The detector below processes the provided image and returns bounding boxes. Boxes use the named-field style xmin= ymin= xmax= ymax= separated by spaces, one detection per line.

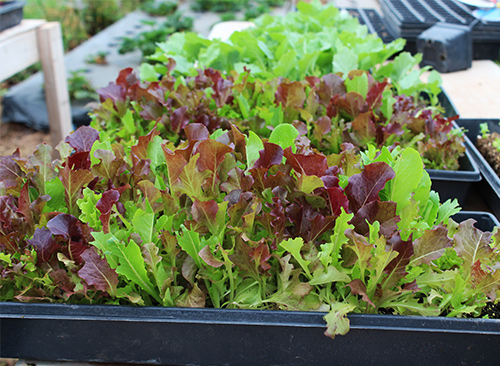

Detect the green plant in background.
xmin=191 ymin=0 xmax=250 ymax=13
xmin=119 ymin=13 xmax=194 ymax=60
xmin=66 ymin=70 xmax=98 ymax=101
xmin=23 ymin=0 xmax=149 ymax=50
xmin=244 ymin=3 xmax=270 ymax=20
xmin=220 ymin=12 xmax=237 ymax=21
xmin=479 ymin=122 xmax=500 ymax=152
xmin=480 ymin=123 xmax=490 ymax=139
xmin=140 ymin=0 xmax=178 ymax=16
xmin=85 ymin=51 xmax=109 ymax=65
xmin=244 ymin=0 xmax=287 ymax=20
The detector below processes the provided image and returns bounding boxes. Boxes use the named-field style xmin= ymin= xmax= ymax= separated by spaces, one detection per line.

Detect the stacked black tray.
xmin=380 ymin=0 xmax=500 ymax=59
xmin=344 ymin=8 xmax=396 ymax=44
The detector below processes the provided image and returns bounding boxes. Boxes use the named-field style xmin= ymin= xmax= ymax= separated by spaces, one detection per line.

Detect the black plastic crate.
xmin=380 ymin=0 xmax=500 ymax=59
xmin=0 ymin=1 xmax=25 ymax=32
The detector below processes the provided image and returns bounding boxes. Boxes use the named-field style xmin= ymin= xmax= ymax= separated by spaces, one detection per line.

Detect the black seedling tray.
xmin=1 ymin=302 xmax=499 ymax=366
xmin=380 ymin=0 xmax=500 ymax=59
xmin=452 ymin=210 xmax=499 ymax=232
xmin=426 ymin=148 xmax=481 ymax=206
xmin=344 ymin=7 xmax=396 ymax=44
xmin=456 ymin=119 xmax=500 ymax=218
xmin=0 ymin=1 xmax=25 ymax=31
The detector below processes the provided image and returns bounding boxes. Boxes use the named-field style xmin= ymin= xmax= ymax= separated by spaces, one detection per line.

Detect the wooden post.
xmin=37 ymin=22 xmax=73 ymax=149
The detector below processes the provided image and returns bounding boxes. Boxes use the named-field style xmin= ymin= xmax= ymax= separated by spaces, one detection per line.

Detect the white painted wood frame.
xmin=0 ymin=20 xmax=72 ymax=148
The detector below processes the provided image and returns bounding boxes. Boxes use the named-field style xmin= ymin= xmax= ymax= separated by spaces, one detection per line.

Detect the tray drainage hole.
xmin=440 ymin=54 xmax=447 ymax=61
xmin=427 ymin=39 xmax=433 ymax=45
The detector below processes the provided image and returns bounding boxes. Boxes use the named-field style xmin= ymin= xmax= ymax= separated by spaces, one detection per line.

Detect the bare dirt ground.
xmin=0 ymin=122 xmax=50 ymax=158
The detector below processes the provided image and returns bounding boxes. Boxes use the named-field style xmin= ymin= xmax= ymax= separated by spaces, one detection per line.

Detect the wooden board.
xmin=438 ymin=60 xmax=500 ymax=119
xmin=0 ymin=20 xmax=46 ymax=81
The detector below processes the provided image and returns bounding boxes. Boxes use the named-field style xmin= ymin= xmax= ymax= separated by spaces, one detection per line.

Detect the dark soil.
xmin=479 ymin=301 xmax=500 ymax=319
xmin=476 ymin=133 xmax=500 ymax=176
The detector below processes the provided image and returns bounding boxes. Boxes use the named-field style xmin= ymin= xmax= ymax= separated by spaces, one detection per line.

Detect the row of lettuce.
xmin=0 ymin=1 xmax=498 ymax=337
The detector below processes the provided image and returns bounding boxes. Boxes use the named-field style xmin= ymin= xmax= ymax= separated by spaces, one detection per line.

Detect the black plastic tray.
xmin=1 ymin=302 xmax=499 ymax=366
xmin=453 ymin=210 xmax=499 ymax=231
xmin=380 ymin=0 xmax=500 ymax=60
xmin=0 ymin=1 xmax=25 ymax=31
xmin=344 ymin=7 xmax=396 ymax=44
xmin=456 ymin=119 xmax=500 ymax=218
xmin=426 ymin=149 xmax=481 ymax=205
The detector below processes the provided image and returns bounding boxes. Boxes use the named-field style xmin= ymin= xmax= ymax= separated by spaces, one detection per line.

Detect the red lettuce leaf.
xmin=346 ymin=279 xmax=375 ymax=307
xmin=27 ymin=227 xmax=60 ymax=263
xmin=350 ymin=200 xmax=399 ymax=237
xmin=344 ymin=162 xmax=395 ymax=213
xmin=96 ymin=189 xmax=121 ymax=234
xmin=254 ymin=142 xmax=283 ymax=169
xmin=284 ymin=147 xmax=328 ymax=176
xmin=65 ymin=126 xmax=100 ymax=153
xmin=326 ymin=187 xmax=349 ymax=217
xmin=78 ymin=248 xmax=118 ymax=294
xmin=0 ymin=149 xmax=23 ymax=192
xmin=196 ymin=138 xmax=233 ymax=173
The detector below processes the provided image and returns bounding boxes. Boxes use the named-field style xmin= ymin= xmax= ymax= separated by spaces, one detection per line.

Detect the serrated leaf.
xmin=411 ymin=226 xmax=452 ymax=266
xmin=319 ymin=209 xmax=354 ymax=267
xmin=279 ymin=237 xmax=311 ymax=278
xmin=106 ymin=235 xmax=160 ymax=302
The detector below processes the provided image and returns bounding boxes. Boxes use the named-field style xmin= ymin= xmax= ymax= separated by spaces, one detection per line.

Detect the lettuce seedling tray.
xmin=456 ymin=119 xmax=500 ymax=218
xmin=1 ymin=302 xmax=499 ymax=366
